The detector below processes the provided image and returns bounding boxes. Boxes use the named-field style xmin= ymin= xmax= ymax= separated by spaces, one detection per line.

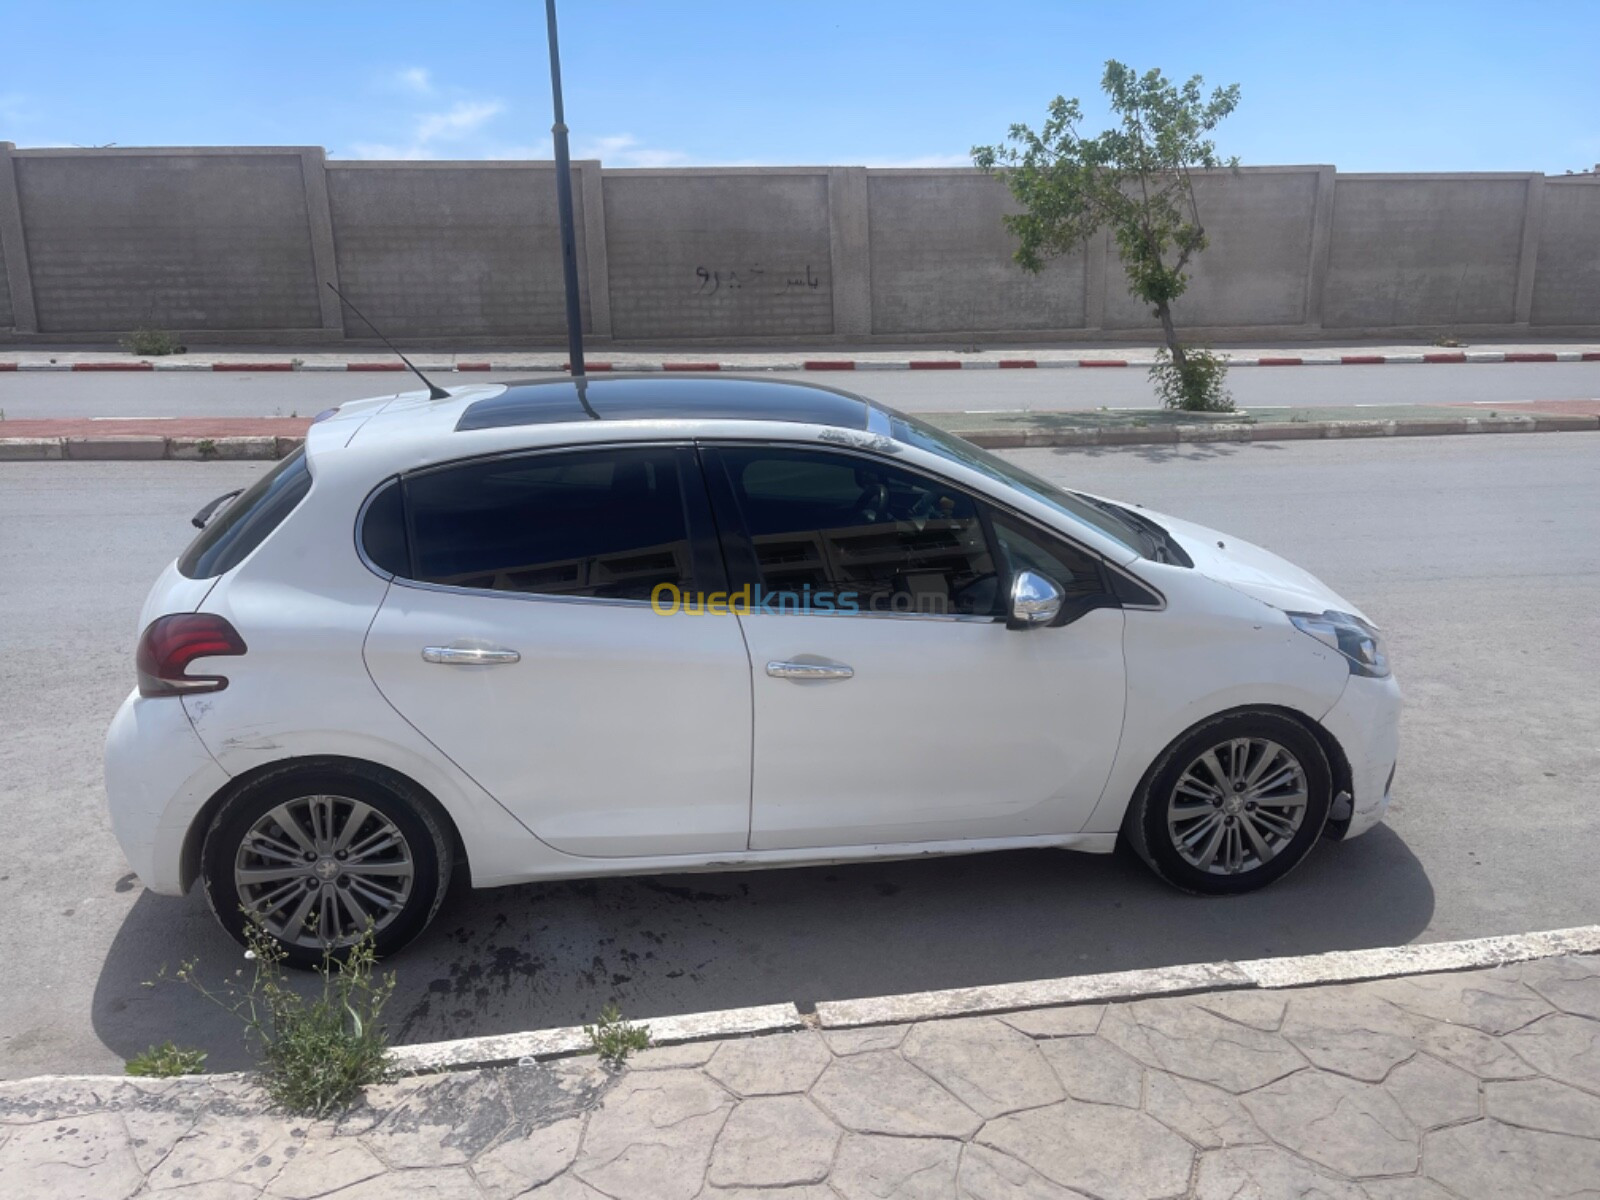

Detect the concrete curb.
xmin=4 ymin=351 xmax=1599 ymax=374
xmin=4 ymin=414 xmax=1595 ymax=462
xmin=383 ymin=925 xmax=1600 ymax=1075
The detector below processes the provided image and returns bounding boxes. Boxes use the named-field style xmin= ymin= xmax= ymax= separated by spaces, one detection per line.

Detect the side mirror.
xmin=1007 ymin=570 xmax=1064 ymax=630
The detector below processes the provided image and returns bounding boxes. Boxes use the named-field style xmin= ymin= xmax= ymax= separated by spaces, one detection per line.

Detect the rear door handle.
xmin=422 ymin=646 xmax=521 ymax=665
xmin=767 ymin=660 xmax=853 ymax=680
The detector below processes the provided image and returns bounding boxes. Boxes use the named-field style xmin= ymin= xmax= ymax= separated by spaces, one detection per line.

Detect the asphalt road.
xmin=2 ymin=434 xmax=1598 ymax=1078
xmin=2 ymin=361 xmax=1598 ymax=420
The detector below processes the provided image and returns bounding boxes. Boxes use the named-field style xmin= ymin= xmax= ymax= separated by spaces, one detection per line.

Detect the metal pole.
xmin=545 ymin=0 xmax=585 ymax=379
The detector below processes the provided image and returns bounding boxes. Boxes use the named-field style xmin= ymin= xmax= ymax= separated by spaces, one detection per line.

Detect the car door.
xmin=361 ymin=443 xmax=754 ymax=858
xmin=701 ymin=442 xmax=1127 ymax=851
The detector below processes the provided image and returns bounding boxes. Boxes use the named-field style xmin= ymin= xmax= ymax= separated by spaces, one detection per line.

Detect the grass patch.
xmin=585 ymin=1003 xmax=651 ymax=1067
xmin=120 ymin=328 xmax=183 ymax=357
xmin=126 ymin=1042 xmax=207 ymax=1077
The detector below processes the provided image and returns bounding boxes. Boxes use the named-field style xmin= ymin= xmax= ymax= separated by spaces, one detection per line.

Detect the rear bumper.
xmin=1319 ymin=671 xmax=1401 ymax=839
xmin=104 ymin=690 xmax=231 ymax=895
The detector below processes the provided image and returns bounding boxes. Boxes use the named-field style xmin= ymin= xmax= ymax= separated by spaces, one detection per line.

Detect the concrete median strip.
xmin=3 ymin=410 xmax=1596 ymax=462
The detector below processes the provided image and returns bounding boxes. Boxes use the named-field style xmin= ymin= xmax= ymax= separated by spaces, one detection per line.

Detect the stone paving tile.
xmin=1411 ymin=1018 xmax=1541 ymax=1081
xmin=830 ymin=1132 xmax=961 ymax=1199
xmin=822 ymin=1025 xmax=910 ymax=1055
xmin=626 ymin=1042 xmax=718 ymax=1071
xmin=1484 ymin=1077 xmax=1600 ymax=1138
xmin=901 ymin=1016 xmax=1066 ymax=1118
xmin=0 ymin=1112 xmax=145 ymax=1200
xmin=1356 ymin=1179 xmax=1459 ymax=1200
xmin=704 ymin=1030 xmax=831 ymax=1096
xmin=571 ymin=1068 xmax=733 ymax=1200
xmin=997 ymin=1005 xmax=1105 ymax=1039
xmin=1367 ymin=967 xmax=1554 ymax=1034
xmin=264 ymin=1138 xmax=386 ymax=1199
xmin=1519 ymin=954 xmax=1600 ymax=1020
xmin=1191 ymin=1145 xmax=1367 ymax=1200
xmin=1277 ymin=989 xmax=1429 ymax=1082
xmin=1423 ymin=1119 xmax=1600 ymax=1198
xmin=1243 ymin=1070 xmax=1418 ymax=1178
xmin=956 ymin=1143 xmax=1082 ymax=1198
xmin=146 ymin=1110 xmax=295 ymax=1192
xmin=1143 ymin=1071 xmax=1265 ymax=1149
xmin=706 ymin=1095 xmax=838 ymax=1188
xmin=315 ymin=1164 xmax=482 ymax=1198
xmin=1100 ymin=997 xmax=1306 ymax=1093
xmin=978 ymin=1098 xmax=1194 ymax=1200
xmin=357 ymin=1071 xmax=511 ymax=1168
xmin=811 ymin=1050 xmax=984 ymax=1138
xmin=1505 ymin=1013 xmax=1600 ymax=1091
xmin=1194 ymin=990 xmax=1289 ymax=1032
xmin=1037 ymin=1034 xmax=1143 ymax=1109
xmin=469 ymin=1114 xmax=583 ymax=1200
xmin=1382 ymin=1054 xmax=1481 ymax=1130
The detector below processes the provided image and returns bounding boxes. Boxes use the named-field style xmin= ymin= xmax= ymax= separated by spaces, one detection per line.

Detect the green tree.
xmin=974 ymin=61 xmax=1241 ymax=411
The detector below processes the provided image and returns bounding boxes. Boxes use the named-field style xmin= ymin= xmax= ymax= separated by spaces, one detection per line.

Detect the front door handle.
xmin=422 ymin=646 xmax=521 ymax=665
xmin=767 ymin=660 xmax=854 ymax=681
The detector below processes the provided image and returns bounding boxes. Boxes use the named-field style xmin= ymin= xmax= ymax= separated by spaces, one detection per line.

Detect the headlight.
xmin=1288 ymin=610 xmax=1390 ymax=677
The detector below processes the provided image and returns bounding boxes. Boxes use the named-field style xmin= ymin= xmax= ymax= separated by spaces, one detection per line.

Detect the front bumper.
xmin=1319 ymin=671 xmax=1402 ymax=839
xmin=104 ymin=690 xmax=231 ymax=895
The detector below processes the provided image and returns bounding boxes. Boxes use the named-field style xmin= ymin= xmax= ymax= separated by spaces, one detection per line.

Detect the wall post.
xmin=575 ymin=160 xmax=612 ymax=339
xmin=1513 ymin=173 xmax=1544 ymax=327
xmin=828 ymin=166 xmax=872 ymax=339
xmin=299 ymin=147 xmax=345 ymax=335
xmin=1302 ymin=166 xmax=1337 ymax=331
xmin=0 ymin=143 xmax=39 ymax=331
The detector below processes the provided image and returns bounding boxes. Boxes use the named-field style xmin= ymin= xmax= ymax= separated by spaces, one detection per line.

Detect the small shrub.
xmin=584 ymin=1003 xmax=651 ymax=1067
xmin=120 ymin=328 xmax=182 ymax=357
xmin=1431 ymin=335 xmax=1463 ymax=348
xmin=1149 ymin=347 xmax=1233 ymax=413
xmin=126 ymin=1042 xmax=207 ymax=1077
xmin=196 ymin=438 xmax=218 ymax=460
xmin=169 ymin=921 xmax=396 ymax=1116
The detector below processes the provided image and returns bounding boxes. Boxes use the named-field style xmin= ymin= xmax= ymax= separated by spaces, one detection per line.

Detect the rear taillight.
xmin=136 ymin=614 xmax=248 ymax=698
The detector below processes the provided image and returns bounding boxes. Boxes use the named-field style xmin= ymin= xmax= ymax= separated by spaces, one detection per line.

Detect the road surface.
xmin=2 ymin=433 xmax=1597 ymax=1077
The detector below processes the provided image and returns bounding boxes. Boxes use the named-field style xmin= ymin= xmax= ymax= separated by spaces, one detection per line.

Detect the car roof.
xmin=454 ymin=375 xmax=872 ymax=432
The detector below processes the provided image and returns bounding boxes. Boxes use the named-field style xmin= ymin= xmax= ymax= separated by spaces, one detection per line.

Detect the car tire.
xmin=1124 ymin=711 xmax=1332 ymax=895
xmin=201 ymin=765 xmax=451 ymax=970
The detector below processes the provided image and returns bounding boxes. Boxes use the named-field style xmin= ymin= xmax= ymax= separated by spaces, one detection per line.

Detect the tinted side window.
xmin=178 ymin=449 xmax=312 ymax=579
xmin=991 ymin=514 xmax=1108 ymax=602
xmin=361 ymin=479 xmax=409 ymax=576
xmin=718 ymin=447 xmax=999 ymax=616
xmin=402 ymin=447 xmax=697 ymax=601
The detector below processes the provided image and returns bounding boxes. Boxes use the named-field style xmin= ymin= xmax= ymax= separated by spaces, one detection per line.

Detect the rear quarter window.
xmin=178 ymin=449 xmax=312 ymax=579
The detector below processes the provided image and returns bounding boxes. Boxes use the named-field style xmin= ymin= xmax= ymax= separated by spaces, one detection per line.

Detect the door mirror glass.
xmin=1008 ymin=570 xmax=1064 ymax=630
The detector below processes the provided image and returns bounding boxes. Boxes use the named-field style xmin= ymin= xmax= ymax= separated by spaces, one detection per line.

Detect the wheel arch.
xmin=1116 ymin=702 xmax=1353 ymax=842
xmin=179 ymin=754 xmax=469 ymax=894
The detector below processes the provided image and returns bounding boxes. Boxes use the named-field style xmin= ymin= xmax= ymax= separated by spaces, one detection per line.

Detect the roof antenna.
xmin=545 ymin=0 xmax=599 ymax=420
xmin=325 ymin=281 xmax=451 ymax=401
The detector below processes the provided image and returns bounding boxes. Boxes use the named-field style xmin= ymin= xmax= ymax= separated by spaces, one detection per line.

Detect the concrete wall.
xmin=326 ymin=162 xmax=598 ymax=338
xmin=603 ymin=170 xmax=834 ymax=339
xmin=0 ymin=146 xmax=1595 ymax=343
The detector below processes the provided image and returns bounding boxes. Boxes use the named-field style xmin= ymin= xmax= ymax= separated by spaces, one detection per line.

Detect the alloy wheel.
xmin=1165 ymin=738 xmax=1309 ymax=876
xmin=233 ymin=794 xmax=415 ymax=948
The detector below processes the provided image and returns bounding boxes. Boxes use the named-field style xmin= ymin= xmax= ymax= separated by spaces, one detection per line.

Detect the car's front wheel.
xmin=201 ymin=766 xmax=451 ymax=969
xmin=1125 ymin=712 xmax=1332 ymax=894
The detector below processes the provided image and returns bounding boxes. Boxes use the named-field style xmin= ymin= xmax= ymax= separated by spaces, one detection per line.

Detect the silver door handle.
xmin=422 ymin=646 xmax=521 ymax=665
xmin=767 ymin=660 xmax=853 ymax=680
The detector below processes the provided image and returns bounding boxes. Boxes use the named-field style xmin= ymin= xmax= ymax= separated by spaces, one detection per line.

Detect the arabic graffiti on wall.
xmin=693 ymin=264 xmax=824 ymax=297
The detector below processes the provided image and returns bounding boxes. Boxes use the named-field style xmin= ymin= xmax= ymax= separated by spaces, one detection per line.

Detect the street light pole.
xmin=544 ymin=0 xmax=585 ymax=380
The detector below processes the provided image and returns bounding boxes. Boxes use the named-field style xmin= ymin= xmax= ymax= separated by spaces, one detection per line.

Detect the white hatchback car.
xmin=106 ymin=376 xmax=1399 ymax=966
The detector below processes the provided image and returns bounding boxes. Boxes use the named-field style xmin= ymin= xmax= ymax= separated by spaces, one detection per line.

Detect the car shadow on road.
xmin=92 ymin=826 xmax=1432 ymax=1072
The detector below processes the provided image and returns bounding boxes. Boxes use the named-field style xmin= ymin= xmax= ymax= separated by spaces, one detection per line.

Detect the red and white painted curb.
xmin=2 ymin=351 xmax=1598 ymax=374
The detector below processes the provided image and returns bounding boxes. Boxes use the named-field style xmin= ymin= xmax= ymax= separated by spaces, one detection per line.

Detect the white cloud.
xmin=395 ymin=67 xmax=433 ymax=95
xmin=575 ymin=133 xmax=690 ymax=168
xmin=415 ymin=100 xmax=505 ymax=143
xmin=860 ymin=152 xmax=974 ymax=168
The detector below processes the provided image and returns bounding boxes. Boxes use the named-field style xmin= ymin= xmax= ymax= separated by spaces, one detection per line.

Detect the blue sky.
xmin=1 ymin=1 xmax=1596 ymax=173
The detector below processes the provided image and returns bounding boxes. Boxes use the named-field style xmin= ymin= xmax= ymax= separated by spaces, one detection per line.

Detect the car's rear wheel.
xmin=201 ymin=767 xmax=451 ymax=969
xmin=1125 ymin=711 xmax=1332 ymax=895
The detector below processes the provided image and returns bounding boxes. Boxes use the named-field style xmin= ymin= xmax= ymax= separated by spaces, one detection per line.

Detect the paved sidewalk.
xmin=3 ymin=954 xmax=1598 ymax=1199
xmin=3 ymin=339 xmax=1599 ymax=373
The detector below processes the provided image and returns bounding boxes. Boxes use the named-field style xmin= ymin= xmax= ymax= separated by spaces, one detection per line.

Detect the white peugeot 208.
xmin=106 ymin=376 xmax=1400 ymax=966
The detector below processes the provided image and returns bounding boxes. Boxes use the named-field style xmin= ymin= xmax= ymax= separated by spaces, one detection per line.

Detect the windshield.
xmin=886 ymin=411 xmax=1146 ymax=557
